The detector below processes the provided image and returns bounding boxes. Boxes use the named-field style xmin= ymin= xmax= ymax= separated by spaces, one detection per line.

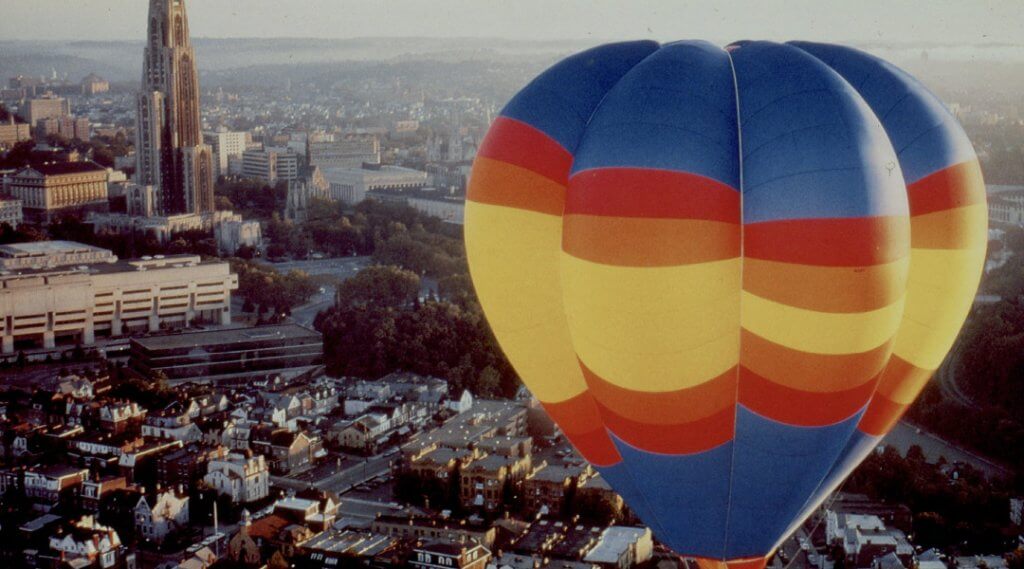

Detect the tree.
xmin=336 ymin=265 xmax=420 ymax=309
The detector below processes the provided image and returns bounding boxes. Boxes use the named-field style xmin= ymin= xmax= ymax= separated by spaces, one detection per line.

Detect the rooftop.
xmin=0 ymin=240 xmax=110 ymax=259
xmin=18 ymin=161 xmax=106 ymax=176
xmin=132 ymin=324 xmax=321 ymax=351
xmin=583 ymin=527 xmax=649 ymax=564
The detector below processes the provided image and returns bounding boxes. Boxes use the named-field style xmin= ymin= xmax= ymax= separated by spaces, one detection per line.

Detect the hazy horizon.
xmin=2 ymin=0 xmax=1023 ymax=45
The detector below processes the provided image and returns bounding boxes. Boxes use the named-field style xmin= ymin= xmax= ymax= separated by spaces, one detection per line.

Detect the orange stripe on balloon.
xmin=580 ymin=360 xmax=736 ymax=425
xmin=740 ymin=330 xmax=893 ymax=394
xmin=906 ymin=160 xmax=985 ymax=217
xmin=595 ymin=399 xmax=736 ymax=455
xmin=739 ymin=365 xmax=880 ymax=426
xmin=562 ymin=215 xmax=740 ymax=267
xmin=909 ymin=206 xmax=987 ymax=250
xmin=744 ymin=216 xmax=909 ymax=267
xmin=566 ymin=167 xmax=740 ymax=222
xmin=743 ymin=258 xmax=906 ymax=314
xmin=476 ymin=116 xmax=573 ymax=185
xmin=872 ymin=354 xmax=935 ymax=407
xmin=542 ymin=393 xmax=622 ymax=466
xmin=695 ymin=555 xmax=770 ymax=569
xmin=858 ymin=392 xmax=909 ymax=437
xmin=467 ymin=156 xmax=566 ymax=216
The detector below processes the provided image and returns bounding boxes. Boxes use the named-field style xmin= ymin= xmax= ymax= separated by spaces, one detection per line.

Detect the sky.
xmin=1 ymin=0 xmax=1022 ymax=45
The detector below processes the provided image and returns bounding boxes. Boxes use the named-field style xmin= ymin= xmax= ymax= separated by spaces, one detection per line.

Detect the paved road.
xmin=934 ymin=338 xmax=979 ymax=409
xmin=292 ymin=291 xmax=335 ymax=327
xmin=884 ymin=421 xmax=1011 ymax=480
xmin=264 ymin=256 xmax=369 ymax=327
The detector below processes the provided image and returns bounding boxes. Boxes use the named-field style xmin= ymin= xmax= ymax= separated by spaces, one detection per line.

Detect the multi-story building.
xmin=242 ymin=146 xmax=299 ymax=185
xmin=372 ymin=514 xmax=496 ymax=548
xmin=129 ymin=324 xmax=323 ymax=383
xmin=460 ymin=453 xmax=531 ymax=512
xmin=23 ymin=464 xmax=89 ymax=511
xmin=989 ymin=192 xmax=1024 ymax=226
xmin=323 ymin=163 xmax=428 ymax=204
xmin=250 ymin=429 xmax=319 ymax=476
xmin=0 ymin=116 xmax=31 ymax=148
xmin=0 ymin=245 xmax=237 ymax=355
xmin=135 ymin=0 xmax=215 ymax=215
xmin=0 ymin=240 xmax=115 ymax=270
xmin=156 ymin=444 xmax=228 ymax=490
xmin=582 ymin=527 xmax=654 ymax=569
xmin=0 ymin=194 xmax=23 ymax=227
xmin=6 ymin=161 xmax=109 ymax=223
xmin=36 ymin=115 xmax=90 ymax=140
xmin=99 ymin=401 xmax=147 ymax=434
xmin=575 ymin=472 xmax=624 ymax=519
xmin=24 ymin=92 xmax=70 ymax=127
xmin=522 ymin=463 xmax=590 ymax=517
xmin=203 ymin=451 xmax=270 ymax=504
xmin=204 ymin=129 xmax=248 ymax=178
xmin=410 ymin=542 xmax=491 ymax=569
xmin=306 ymin=137 xmax=381 ymax=169
xmin=81 ymin=73 xmax=110 ymax=95
xmin=134 ymin=488 xmax=190 ymax=544
xmin=43 ymin=515 xmax=130 ymax=569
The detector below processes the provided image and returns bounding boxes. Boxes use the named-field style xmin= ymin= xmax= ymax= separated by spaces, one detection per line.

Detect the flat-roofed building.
xmin=129 ymin=323 xmax=323 ymax=383
xmin=323 ymin=164 xmax=428 ymax=205
xmin=0 ymin=194 xmax=23 ymax=227
xmin=242 ymin=146 xmax=299 ymax=185
xmin=0 ymin=116 xmax=31 ymax=148
xmin=24 ymin=93 xmax=70 ymax=127
xmin=1 ymin=248 xmax=237 ymax=355
xmin=307 ymin=137 xmax=380 ymax=169
xmin=204 ymin=130 xmax=248 ymax=178
xmin=6 ymin=161 xmax=109 ymax=223
xmin=0 ymin=240 xmax=116 ymax=270
xmin=81 ymin=73 xmax=110 ymax=95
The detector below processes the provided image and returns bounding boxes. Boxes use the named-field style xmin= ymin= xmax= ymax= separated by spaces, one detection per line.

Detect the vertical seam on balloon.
xmin=568 ymin=43 xmax=677 ymax=549
xmin=722 ymin=45 xmax=744 ymax=561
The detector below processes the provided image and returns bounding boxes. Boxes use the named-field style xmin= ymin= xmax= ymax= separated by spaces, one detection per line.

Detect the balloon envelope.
xmin=466 ymin=40 xmax=985 ymax=568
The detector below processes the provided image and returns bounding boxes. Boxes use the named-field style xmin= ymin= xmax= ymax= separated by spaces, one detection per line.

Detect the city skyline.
xmin=1 ymin=0 xmax=1022 ymax=45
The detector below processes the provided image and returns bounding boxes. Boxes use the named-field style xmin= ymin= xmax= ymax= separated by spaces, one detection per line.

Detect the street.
xmin=885 ymin=421 xmax=1011 ymax=480
xmin=263 ymin=256 xmax=370 ymax=327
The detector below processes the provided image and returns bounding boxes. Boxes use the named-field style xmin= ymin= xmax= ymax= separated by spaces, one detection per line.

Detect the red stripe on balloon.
xmin=566 ymin=167 xmax=741 ymax=222
xmin=906 ymin=160 xmax=985 ymax=217
xmin=744 ymin=216 xmax=909 ymax=267
xmin=738 ymin=365 xmax=880 ymax=426
xmin=857 ymin=392 xmax=909 ymax=437
xmin=594 ymin=400 xmax=736 ymax=455
xmin=542 ymin=392 xmax=622 ymax=466
xmin=476 ymin=116 xmax=573 ymax=186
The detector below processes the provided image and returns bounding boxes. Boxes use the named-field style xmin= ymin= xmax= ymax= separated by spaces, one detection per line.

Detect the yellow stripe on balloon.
xmin=740 ymin=291 xmax=905 ymax=355
xmin=465 ymin=200 xmax=587 ymax=403
xmin=561 ymin=253 xmax=740 ymax=392
xmin=889 ymin=245 xmax=986 ymax=376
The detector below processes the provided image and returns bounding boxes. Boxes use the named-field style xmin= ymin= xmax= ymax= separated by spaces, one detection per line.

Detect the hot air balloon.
xmin=465 ymin=40 xmax=985 ymax=569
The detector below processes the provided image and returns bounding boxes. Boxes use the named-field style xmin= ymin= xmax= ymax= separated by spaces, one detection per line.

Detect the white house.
xmin=135 ymin=489 xmax=190 ymax=544
xmin=449 ymin=390 xmax=474 ymax=414
xmin=48 ymin=515 xmax=124 ymax=568
xmin=203 ymin=452 xmax=269 ymax=504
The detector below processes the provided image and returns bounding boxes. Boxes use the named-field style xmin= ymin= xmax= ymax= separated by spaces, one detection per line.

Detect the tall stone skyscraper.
xmin=135 ymin=0 xmax=214 ymax=215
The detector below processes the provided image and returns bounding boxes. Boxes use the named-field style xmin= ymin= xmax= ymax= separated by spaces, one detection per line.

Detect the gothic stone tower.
xmin=136 ymin=0 xmax=214 ymax=215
